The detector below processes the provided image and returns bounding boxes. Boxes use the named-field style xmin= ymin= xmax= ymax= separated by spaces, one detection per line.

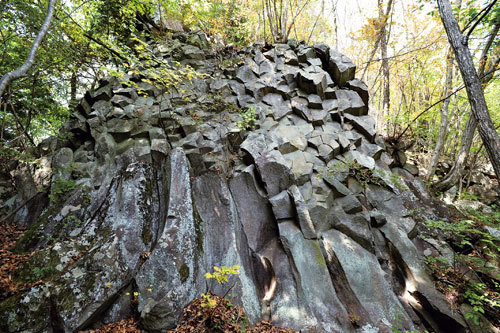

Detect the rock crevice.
xmin=0 ymin=32 xmax=473 ymax=332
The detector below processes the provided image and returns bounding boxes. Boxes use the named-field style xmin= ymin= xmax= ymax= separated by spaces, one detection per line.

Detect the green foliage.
xmin=426 ymin=218 xmax=500 ymax=257
xmin=389 ymin=173 xmax=409 ymax=191
xmin=424 ymin=216 xmax=500 ymax=322
xmin=236 ymin=106 xmax=256 ymax=131
xmin=327 ymin=160 xmax=382 ymax=187
xmin=464 ymin=204 xmax=500 ymax=228
xmin=190 ymin=0 xmax=251 ymax=46
xmin=105 ymin=35 xmax=206 ymax=96
xmin=390 ymin=307 xmax=426 ymax=332
xmin=0 ymin=143 xmax=36 ymax=164
xmin=201 ymin=265 xmax=240 ymax=308
xmin=219 ymin=56 xmax=244 ymax=71
xmin=49 ymin=178 xmax=77 ymax=203
xmin=204 ymin=265 xmax=240 ymax=285
xmin=24 ymin=266 xmax=54 ymax=283
xmin=326 ymin=159 xmax=408 ymax=191
xmin=0 ymin=0 xmax=95 ymax=141
xmin=457 ymin=191 xmax=479 ymax=201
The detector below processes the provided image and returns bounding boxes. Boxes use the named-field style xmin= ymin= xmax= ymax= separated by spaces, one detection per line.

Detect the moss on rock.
xmin=179 ymin=263 xmax=189 ymax=283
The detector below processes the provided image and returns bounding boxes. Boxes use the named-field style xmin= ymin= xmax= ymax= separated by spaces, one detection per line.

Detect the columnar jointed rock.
xmin=1 ymin=31 xmax=471 ymax=333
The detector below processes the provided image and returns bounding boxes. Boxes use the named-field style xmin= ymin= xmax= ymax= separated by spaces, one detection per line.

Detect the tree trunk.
xmin=330 ymin=0 xmax=338 ymax=50
xmin=426 ymin=47 xmax=454 ymax=182
xmin=437 ymin=0 xmax=500 ymax=190
xmin=70 ymin=71 xmax=78 ymax=109
xmin=434 ymin=24 xmax=500 ymax=192
xmin=434 ymin=113 xmax=476 ymax=192
xmin=360 ymin=0 xmax=393 ymax=81
xmin=307 ymin=0 xmax=324 ymax=43
xmin=379 ymin=0 xmax=391 ymax=132
xmin=0 ymin=0 xmax=57 ymax=98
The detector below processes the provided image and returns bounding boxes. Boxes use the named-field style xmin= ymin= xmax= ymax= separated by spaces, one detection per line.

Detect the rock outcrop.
xmin=0 ymin=31 xmax=476 ymax=332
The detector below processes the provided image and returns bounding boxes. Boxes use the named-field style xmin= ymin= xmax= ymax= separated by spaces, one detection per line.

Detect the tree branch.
xmin=464 ymin=0 xmax=498 ymax=45
xmin=0 ymin=0 xmax=57 ymax=98
xmin=395 ymin=65 xmax=500 ymax=141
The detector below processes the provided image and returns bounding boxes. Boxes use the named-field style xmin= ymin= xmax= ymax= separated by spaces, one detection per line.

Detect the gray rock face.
xmin=328 ymin=49 xmax=356 ymax=87
xmin=136 ymin=149 xmax=198 ymax=331
xmin=1 ymin=32 xmax=472 ymax=333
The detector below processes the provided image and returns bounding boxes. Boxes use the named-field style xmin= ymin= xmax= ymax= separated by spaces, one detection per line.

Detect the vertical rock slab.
xmin=229 ymin=165 xmax=277 ymax=253
xmin=230 ymin=167 xmax=309 ymax=331
xmin=278 ymin=220 xmax=352 ymax=332
xmin=289 ymin=185 xmax=317 ymax=239
xmin=327 ymin=50 xmax=356 ymax=88
xmin=255 ymin=150 xmax=295 ymax=197
xmin=137 ymin=149 xmax=198 ymax=331
xmin=380 ymin=221 xmax=467 ymax=332
xmin=52 ymin=161 xmax=159 ymax=332
xmin=192 ymin=172 xmax=262 ymax=324
xmin=322 ymin=229 xmax=414 ymax=331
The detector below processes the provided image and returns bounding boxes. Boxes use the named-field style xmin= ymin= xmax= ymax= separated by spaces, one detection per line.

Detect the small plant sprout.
xmin=201 ymin=265 xmax=240 ymax=308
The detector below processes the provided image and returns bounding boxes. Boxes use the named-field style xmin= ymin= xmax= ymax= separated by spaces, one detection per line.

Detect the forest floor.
xmin=0 ymin=223 xmax=34 ymax=301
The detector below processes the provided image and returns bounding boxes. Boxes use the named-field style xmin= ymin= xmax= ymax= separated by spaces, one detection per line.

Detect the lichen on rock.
xmin=0 ymin=30 xmax=476 ymax=333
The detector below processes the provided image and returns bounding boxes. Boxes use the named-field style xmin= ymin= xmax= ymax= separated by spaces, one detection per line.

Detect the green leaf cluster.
xmin=236 ymin=107 xmax=256 ymax=131
xmin=424 ymin=216 xmax=500 ymax=323
xmin=204 ymin=265 xmax=240 ymax=285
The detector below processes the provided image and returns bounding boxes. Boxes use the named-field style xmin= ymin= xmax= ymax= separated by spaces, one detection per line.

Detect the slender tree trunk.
xmin=379 ymin=0 xmax=391 ymax=132
xmin=307 ymin=0 xmax=324 ymax=43
xmin=426 ymin=48 xmax=454 ymax=182
xmin=70 ymin=71 xmax=78 ymax=109
xmin=361 ymin=0 xmax=393 ymax=81
xmin=0 ymin=101 xmax=6 ymax=140
xmin=437 ymin=0 xmax=500 ymax=189
xmin=284 ymin=0 xmax=311 ymax=42
xmin=0 ymin=0 xmax=57 ymax=98
xmin=434 ymin=110 xmax=476 ymax=191
xmin=281 ymin=0 xmax=289 ymax=41
xmin=330 ymin=0 xmax=339 ymax=50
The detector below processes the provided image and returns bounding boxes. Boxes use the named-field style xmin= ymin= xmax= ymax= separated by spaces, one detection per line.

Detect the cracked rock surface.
xmin=1 ymin=32 xmax=473 ymax=332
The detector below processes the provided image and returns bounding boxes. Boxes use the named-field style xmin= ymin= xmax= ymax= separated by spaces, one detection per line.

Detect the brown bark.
xmin=70 ymin=71 xmax=78 ymax=108
xmin=436 ymin=0 xmax=500 ymax=191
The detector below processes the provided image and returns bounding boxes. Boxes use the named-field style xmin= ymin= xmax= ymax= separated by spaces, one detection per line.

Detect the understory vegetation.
xmin=424 ymin=205 xmax=500 ymax=326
